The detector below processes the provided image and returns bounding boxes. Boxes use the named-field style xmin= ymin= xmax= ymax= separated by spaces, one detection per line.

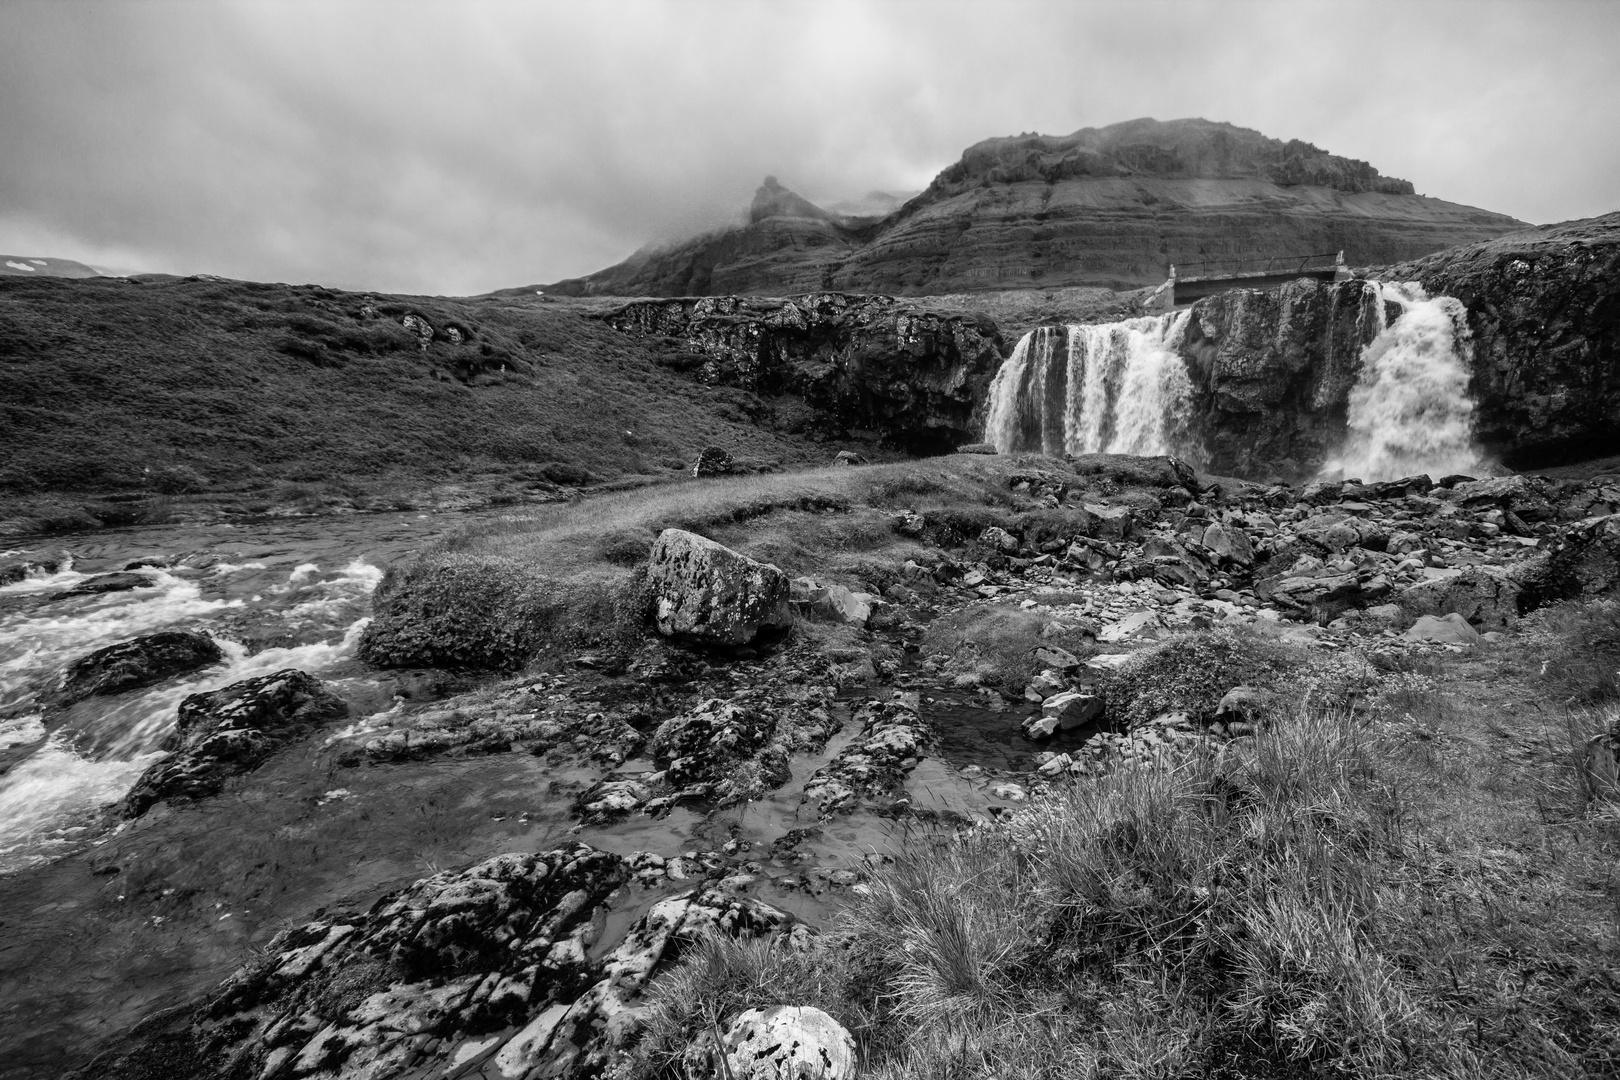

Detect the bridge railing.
xmin=1172 ymin=251 xmax=1342 ymax=280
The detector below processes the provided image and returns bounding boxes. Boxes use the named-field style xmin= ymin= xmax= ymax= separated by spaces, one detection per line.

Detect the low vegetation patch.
xmin=1101 ymin=626 xmax=1307 ymax=728
xmin=636 ymin=666 xmax=1620 ymax=1078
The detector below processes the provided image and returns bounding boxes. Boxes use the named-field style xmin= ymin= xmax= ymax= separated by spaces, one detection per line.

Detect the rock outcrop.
xmin=721 ymin=1006 xmax=858 ymax=1080
xmin=50 ymin=630 xmax=223 ymax=706
xmin=74 ymin=845 xmax=801 ymax=1080
xmin=549 ymin=118 xmax=1524 ymax=297
xmin=119 ymin=669 xmax=347 ymax=817
xmin=605 ymin=293 xmax=1004 ymax=452
xmin=649 ymin=529 xmax=793 ymax=646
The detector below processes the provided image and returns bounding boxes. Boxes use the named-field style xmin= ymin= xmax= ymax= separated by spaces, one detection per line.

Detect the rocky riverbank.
xmin=38 ymin=449 xmax=1620 ymax=1077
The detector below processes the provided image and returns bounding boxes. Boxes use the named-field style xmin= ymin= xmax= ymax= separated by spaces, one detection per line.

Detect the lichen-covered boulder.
xmin=119 ymin=669 xmax=347 ymax=817
xmin=50 ymin=631 xmax=224 ymax=707
xmin=649 ymin=529 xmax=792 ymax=646
xmin=721 ymin=1005 xmax=857 ymax=1080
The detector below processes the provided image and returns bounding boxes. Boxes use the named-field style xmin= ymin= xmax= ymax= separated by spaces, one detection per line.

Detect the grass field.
xmin=0 ymin=277 xmax=860 ymax=532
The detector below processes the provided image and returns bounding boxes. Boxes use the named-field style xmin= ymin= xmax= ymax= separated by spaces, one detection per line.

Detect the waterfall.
xmin=984 ymin=309 xmax=1196 ymax=458
xmin=1325 ymin=281 xmax=1482 ymax=482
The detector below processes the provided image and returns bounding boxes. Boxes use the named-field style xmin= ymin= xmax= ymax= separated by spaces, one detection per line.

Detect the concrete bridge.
xmin=1145 ymin=251 xmax=1352 ymax=309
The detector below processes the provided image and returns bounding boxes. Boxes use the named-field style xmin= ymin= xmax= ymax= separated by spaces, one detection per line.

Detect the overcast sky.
xmin=2 ymin=0 xmax=1615 ymax=295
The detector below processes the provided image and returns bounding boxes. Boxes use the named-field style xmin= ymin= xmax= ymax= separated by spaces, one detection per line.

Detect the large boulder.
xmin=50 ymin=631 xmax=224 ymax=707
xmin=48 ymin=571 xmax=155 ymax=601
xmin=119 ymin=669 xmax=347 ymax=817
xmin=649 ymin=529 xmax=792 ymax=646
xmin=1397 ymin=565 xmax=1524 ymax=629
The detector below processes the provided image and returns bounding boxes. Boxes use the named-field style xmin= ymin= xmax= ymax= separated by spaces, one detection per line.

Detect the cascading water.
xmin=984 ymin=309 xmax=1197 ymax=459
xmin=0 ymin=543 xmax=390 ymax=873
xmin=1325 ymin=280 xmax=1483 ymax=482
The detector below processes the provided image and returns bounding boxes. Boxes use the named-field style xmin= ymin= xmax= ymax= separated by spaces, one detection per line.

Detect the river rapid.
xmin=0 ymin=510 xmax=477 ymax=873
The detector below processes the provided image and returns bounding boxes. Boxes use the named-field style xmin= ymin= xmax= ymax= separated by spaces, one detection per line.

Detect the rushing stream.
xmin=0 ymin=512 xmax=466 ymax=873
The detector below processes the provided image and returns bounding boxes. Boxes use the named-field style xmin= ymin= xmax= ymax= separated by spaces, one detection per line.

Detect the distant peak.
xmin=750 ymin=177 xmax=832 ymax=224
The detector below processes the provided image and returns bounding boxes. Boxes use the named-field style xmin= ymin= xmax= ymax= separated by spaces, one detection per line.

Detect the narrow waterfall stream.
xmin=1326 ymin=280 xmax=1484 ymax=482
xmin=984 ymin=310 xmax=1196 ymax=458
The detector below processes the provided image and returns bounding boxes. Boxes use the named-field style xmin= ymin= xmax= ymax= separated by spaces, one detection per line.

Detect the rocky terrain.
xmin=33 ymin=447 xmax=1620 ymax=1078
xmin=547 ymin=118 xmax=1525 ymax=297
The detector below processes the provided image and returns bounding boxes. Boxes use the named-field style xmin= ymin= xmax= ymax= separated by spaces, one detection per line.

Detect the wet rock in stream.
xmin=48 ymin=630 xmax=225 ymax=707
xmin=120 ymin=669 xmax=349 ymax=818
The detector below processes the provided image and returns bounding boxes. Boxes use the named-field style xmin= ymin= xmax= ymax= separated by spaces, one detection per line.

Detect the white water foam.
xmin=985 ymin=310 xmax=1195 ymax=458
xmin=1325 ymin=281 xmax=1482 ymax=482
xmin=0 ymin=557 xmax=384 ymax=873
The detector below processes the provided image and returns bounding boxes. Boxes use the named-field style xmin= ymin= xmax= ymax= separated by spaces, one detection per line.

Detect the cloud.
xmin=1 ymin=0 xmax=1615 ymax=294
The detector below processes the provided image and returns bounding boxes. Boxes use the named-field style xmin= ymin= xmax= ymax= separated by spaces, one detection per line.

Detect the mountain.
xmin=0 ymin=255 xmax=102 ymax=278
xmin=545 ymin=117 xmax=1528 ymax=297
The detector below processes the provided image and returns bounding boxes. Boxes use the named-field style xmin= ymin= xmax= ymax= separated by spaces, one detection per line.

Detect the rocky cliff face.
xmin=603 ymin=293 xmax=1005 ymax=452
xmin=548 ymin=118 xmax=1525 ymax=297
xmin=990 ymin=213 xmax=1620 ymax=481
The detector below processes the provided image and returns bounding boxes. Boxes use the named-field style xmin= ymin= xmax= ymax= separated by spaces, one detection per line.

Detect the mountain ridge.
xmin=546 ymin=117 xmax=1528 ymax=297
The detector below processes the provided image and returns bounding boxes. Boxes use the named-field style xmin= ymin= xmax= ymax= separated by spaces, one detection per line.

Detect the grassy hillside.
xmin=0 ymin=277 xmax=854 ymax=533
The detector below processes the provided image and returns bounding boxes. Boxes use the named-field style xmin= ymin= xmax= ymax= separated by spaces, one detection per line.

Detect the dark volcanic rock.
xmin=119 ymin=669 xmax=347 ymax=817
xmin=550 ymin=118 xmax=1523 ymax=297
xmin=50 ymin=631 xmax=223 ymax=706
xmin=605 ymin=293 xmax=1004 ymax=452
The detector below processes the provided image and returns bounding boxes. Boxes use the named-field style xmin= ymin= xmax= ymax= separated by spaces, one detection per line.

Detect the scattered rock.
xmin=649 ymin=529 xmax=792 ymax=646
xmin=120 ymin=669 xmax=348 ymax=817
xmin=832 ymin=450 xmax=868 ymax=467
xmin=50 ymin=631 xmax=224 ymax=707
xmin=791 ymin=577 xmax=877 ymax=627
xmin=1402 ymin=613 xmax=1481 ymax=646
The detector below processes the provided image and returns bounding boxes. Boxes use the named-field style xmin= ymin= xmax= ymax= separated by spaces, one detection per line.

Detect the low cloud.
xmin=1 ymin=0 xmax=1615 ymax=295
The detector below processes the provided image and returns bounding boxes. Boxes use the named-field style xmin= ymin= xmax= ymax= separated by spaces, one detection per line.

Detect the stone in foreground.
xmin=722 ymin=1005 xmax=857 ymax=1079
xmin=650 ymin=529 xmax=792 ymax=646
xmin=119 ymin=668 xmax=347 ymax=818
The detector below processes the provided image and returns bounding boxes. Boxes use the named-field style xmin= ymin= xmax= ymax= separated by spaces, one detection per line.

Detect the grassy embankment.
xmin=357 ymin=452 xmax=1167 ymax=676
xmin=0 ymin=277 xmax=851 ymax=534
xmin=632 ymin=611 xmax=1620 ymax=1078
